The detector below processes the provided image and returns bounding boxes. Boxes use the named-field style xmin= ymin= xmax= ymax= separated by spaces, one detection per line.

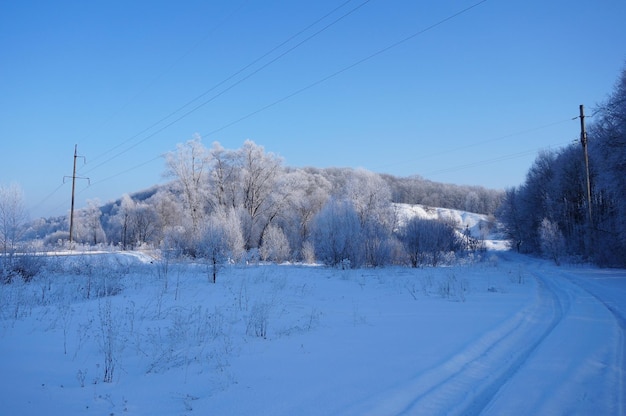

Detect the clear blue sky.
xmin=1 ymin=0 xmax=625 ymax=218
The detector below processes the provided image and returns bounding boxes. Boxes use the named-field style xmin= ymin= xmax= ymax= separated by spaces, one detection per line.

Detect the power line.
xmin=374 ymin=117 xmax=575 ymax=171
xmin=423 ymin=140 xmax=573 ymax=177
xmin=202 ymin=0 xmax=489 ymax=137
xmin=80 ymin=0 xmax=366 ymax=177
xmin=71 ymin=0 xmax=491 ymax=192
xmin=86 ymin=155 xmax=164 ymax=189
xmin=81 ymin=1 xmax=251 ymax=167
xmin=30 ymin=182 xmax=66 ymax=215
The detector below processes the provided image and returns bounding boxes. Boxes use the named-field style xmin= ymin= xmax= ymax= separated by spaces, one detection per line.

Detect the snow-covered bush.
xmin=260 ymin=224 xmax=290 ymax=263
xmin=311 ymin=198 xmax=364 ymax=268
xmin=246 ymin=301 xmax=271 ymax=338
xmin=539 ymin=218 xmax=565 ymax=265
xmin=398 ymin=217 xmax=463 ymax=267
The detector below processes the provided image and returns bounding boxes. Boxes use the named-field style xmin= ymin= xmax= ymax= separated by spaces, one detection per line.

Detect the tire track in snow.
xmin=399 ymin=273 xmax=567 ymax=416
xmin=342 ymin=268 xmax=566 ymax=416
xmin=564 ymin=273 xmax=626 ymax=416
xmin=482 ymin=266 xmax=625 ymax=415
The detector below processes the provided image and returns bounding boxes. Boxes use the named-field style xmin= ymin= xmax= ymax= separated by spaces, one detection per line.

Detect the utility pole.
xmin=579 ymin=104 xmax=593 ymax=228
xmin=64 ymin=145 xmax=89 ymax=249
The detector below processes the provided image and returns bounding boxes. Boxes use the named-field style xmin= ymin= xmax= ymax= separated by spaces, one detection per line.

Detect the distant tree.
xmin=164 ymin=135 xmax=212 ymax=237
xmin=0 ymin=183 xmax=28 ymax=256
xmin=398 ymin=218 xmax=462 ymax=267
xmin=197 ymin=215 xmax=230 ymax=283
xmin=237 ymin=140 xmax=285 ymax=249
xmin=208 ymin=141 xmax=240 ymax=210
xmin=497 ymin=65 xmax=626 ymax=266
xmin=260 ymin=224 xmax=290 ymax=263
xmin=311 ymin=198 xmax=363 ymax=268
xmin=280 ymin=169 xmax=331 ymax=260
xmin=464 ymin=191 xmax=481 ymax=213
xmin=0 ymin=183 xmax=30 ymax=282
xmin=146 ymin=188 xmax=182 ymax=245
xmin=539 ymin=218 xmax=565 ymax=265
xmin=83 ymin=199 xmax=106 ymax=245
xmin=213 ymin=207 xmax=245 ymax=263
xmin=497 ymin=187 xmax=524 ymax=252
xmin=344 ymin=169 xmax=398 ymax=266
xmin=111 ymin=195 xmax=135 ymax=250
xmin=587 ymin=65 xmax=626 ymax=265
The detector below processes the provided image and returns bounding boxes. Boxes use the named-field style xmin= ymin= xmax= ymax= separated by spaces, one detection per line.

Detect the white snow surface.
xmin=0 ymin=210 xmax=624 ymax=415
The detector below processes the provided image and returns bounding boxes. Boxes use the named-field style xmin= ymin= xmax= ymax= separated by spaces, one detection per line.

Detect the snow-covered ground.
xmin=0 ymin=212 xmax=624 ymax=415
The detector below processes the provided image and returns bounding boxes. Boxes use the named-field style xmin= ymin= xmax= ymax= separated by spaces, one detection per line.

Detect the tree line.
xmin=1 ymin=139 xmax=501 ymax=279
xmin=498 ymin=65 xmax=626 ymax=267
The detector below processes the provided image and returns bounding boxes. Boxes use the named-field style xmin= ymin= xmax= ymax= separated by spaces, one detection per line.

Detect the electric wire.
xmin=374 ymin=117 xmax=575 ymax=171
xmin=202 ymin=0 xmax=488 ymax=137
xmin=80 ymin=0 xmax=366 ymax=177
xmin=87 ymin=155 xmax=164 ymax=189
xmin=76 ymin=0 xmax=496 ymax=191
xmin=32 ymin=0 xmax=367 ymax=216
xmin=81 ymin=1 xmax=251 ymax=167
xmin=423 ymin=140 xmax=573 ymax=177
xmin=29 ymin=182 xmax=67 ymax=216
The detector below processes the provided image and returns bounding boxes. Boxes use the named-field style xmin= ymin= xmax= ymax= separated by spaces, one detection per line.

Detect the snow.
xmin=394 ymin=203 xmax=510 ymax=252
xmin=1 ymin=214 xmax=624 ymax=415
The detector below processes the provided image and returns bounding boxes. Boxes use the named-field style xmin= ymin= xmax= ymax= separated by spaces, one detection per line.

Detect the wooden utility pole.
xmin=69 ymin=145 xmax=78 ymax=247
xmin=579 ymin=104 xmax=593 ymax=227
xmin=64 ymin=145 xmax=88 ymax=249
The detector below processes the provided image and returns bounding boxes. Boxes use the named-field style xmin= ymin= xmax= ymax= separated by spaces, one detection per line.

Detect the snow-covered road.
xmin=482 ymin=255 xmax=625 ymax=415
xmin=346 ymin=253 xmax=626 ymax=416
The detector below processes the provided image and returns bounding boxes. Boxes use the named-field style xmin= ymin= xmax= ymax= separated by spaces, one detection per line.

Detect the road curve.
xmin=342 ymin=254 xmax=625 ymax=415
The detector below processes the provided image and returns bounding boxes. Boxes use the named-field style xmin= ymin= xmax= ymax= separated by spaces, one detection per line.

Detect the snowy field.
xmin=0 ymin=249 xmax=624 ymax=414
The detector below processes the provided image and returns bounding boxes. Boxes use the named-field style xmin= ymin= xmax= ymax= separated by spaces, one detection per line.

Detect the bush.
xmin=398 ymin=218 xmax=463 ymax=267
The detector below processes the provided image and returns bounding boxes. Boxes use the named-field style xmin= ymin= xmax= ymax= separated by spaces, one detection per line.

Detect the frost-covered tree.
xmin=539 ymin=218 xmax=565 ymax=265
xmin=237 ymin=140 xmax=284 ymax=249
xmin=208 ymin=141 xmax=240 ymax=210
xmin=398 ymin=217 xmax=462 ymax=267
xmin=587 ymin=65 xmax=626 ymax=265
xmin=164 ymin=135 xmax=212 ymax=237
xmin=311 ymin=198 xmax=363 ymax=268
xmin=0 ymin=183 xmax=29 ymax=281
xmin=497 ymin=187 xmax=525 ymax=252
xmin=197 ymin=215 xmax=231 ymax=283
xmin=146 ymin=189 xmax=181 ymax=245
xmin=343 ymin=169 xmax=397 ymax=266
xmin=0 ymin=183 xmax=28 ymax=256
xmin=111 ymin=194 xmax=135 ymax=250
xmin=498 ymin=65 xmax=626 ymax=266
xmin=213 ymin=207 xmax=245 ymax=263
xmin=260 ymin=224 xmax=290 ymax=263
xmin=279 ymin=169 xmax=331 ymax=260
xmin=82 ymin=199 xmax=106 ymax=245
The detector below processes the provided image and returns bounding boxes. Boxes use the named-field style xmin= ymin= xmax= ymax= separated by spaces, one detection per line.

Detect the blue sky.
xmin=1 ymin=0 xmax=625 ymax=218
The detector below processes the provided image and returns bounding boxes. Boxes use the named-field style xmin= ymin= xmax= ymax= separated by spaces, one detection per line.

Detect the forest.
xmin=1 ymin=138 xmax=501 ymax=279
xmin=498 ymin=65 xmax=626 ymax=267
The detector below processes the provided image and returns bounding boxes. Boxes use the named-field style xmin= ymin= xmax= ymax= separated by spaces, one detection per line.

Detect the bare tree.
xmin=83 ymin=199 xmax=106 ymax=245
xmin=311 ymin=198 xmax=363 ymax=268
xmin=197 ymin=215 xmax=229 ymax=283
xmin=260 ymin=224 xmax=290 ymax=263
xmin=237 ymin=140 xmax=284 ymax=249
xmin=209 ymin=141 xmax=240 ymax=210
xmin=539 ymin=218 xmax=565 ymax=265
xmin=0 ymin=183 xmax=28 ymax=255
xmin=164 ymin=135 xmax=212 ymax=237
xmin=0 ymin=183 xmax=29 ymax=282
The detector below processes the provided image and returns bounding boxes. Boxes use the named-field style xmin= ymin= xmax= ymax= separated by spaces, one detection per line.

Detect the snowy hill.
xmin=394 ymin=203 xmax=509 ymax=251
